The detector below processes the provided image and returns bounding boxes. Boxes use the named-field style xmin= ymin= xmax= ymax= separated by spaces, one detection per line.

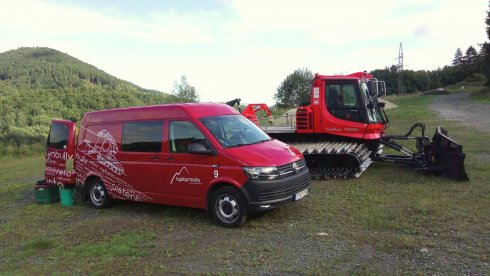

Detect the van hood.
xmin=223 ymin=139 xmax=303 ymax=167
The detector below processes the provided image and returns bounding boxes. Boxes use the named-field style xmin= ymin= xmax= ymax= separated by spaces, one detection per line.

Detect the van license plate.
xmin=294 ymin=188 xmax=308 ymax=201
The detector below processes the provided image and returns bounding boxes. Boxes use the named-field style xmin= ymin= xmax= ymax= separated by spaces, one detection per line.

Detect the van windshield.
xmin=200 ymin=115 xmax=271 ymax=148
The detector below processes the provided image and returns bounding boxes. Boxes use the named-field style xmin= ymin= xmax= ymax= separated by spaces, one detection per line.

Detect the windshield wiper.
xmin=250 ymin=139 xmax=271 ymax=145
xmin=226 ymin=139 xmax=271 ymax=148
xmin=226 ymin=143 xmax=250 ymax=148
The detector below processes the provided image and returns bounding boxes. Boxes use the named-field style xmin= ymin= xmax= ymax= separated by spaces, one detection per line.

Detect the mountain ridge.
xmin=0 ymin=47 xmax=165 ymax=94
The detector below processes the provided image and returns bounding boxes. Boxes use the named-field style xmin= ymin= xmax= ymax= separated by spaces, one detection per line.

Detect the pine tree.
xmin=452 ymin=48 xmax=463 ymax=66
xmin=464 ymin=46 xmax=478 ymax=65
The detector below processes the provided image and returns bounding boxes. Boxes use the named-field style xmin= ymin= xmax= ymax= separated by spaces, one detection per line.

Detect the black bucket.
xmin=431 ymin=127 xmax=469 ymax=181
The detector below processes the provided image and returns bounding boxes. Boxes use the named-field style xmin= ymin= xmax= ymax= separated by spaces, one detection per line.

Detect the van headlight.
xmin=243 ymin=166 xmax=279 ymax=180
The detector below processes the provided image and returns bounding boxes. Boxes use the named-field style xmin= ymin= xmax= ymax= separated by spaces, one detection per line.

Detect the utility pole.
xmin=397 ymin=43 xmax=404 ymax=94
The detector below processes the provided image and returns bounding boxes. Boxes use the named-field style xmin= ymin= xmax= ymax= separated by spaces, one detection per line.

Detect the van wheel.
xmin=88 ymin=179 xmax=109 ymax=209
xmin=211 ymin=187 xmax=248 ymax=228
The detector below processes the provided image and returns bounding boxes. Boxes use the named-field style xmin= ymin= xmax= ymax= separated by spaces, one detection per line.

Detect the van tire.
xmin=211 ymin=186 xmax=248 ymax=228
xmin=88 ymin=179 xmax=109 ymax=209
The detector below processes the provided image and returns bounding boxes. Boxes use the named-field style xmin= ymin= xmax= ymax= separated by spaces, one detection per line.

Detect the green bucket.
xmin=59 ymin=187 xmax=74 ymax=207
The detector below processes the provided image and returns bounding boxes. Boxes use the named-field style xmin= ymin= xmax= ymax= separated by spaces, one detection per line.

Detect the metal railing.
xmin=258 ymin=113 xmax=297 ymax=131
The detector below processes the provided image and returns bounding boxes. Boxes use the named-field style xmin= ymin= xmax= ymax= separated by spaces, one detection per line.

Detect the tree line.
xmin=275 ymin=42 xmax=488 ymax=106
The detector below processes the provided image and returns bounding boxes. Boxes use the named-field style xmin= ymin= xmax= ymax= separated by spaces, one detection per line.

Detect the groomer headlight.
xmin=243 ymin=166 xmax=279 ymax=180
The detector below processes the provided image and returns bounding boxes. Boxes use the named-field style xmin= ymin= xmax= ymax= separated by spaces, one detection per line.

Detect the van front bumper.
xmin=241 ymin=168 xmax=310 ymax=213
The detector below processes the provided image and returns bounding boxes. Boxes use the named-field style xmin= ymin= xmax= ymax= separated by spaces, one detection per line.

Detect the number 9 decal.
xmin=213 ymin=170 xmax=219 ymax=178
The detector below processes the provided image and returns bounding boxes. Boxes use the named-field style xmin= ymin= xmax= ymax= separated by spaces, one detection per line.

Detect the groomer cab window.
xmin=326 ymin=81 xmax=363 ymax=123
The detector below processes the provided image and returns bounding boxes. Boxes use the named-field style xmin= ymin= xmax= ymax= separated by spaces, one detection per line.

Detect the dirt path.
xmin=428 ymin=92 xmax=490 ymax=135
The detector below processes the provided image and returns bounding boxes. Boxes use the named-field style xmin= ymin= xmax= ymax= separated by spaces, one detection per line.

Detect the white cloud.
xmin=227 ymin=0 xmax=401 ymax=44
xmin=0 ymin=0 xmax=214 ymax=45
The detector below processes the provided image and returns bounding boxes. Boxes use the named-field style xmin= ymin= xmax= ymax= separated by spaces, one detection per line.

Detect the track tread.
xmin=288 ymin=140 xmax=373 ymax=179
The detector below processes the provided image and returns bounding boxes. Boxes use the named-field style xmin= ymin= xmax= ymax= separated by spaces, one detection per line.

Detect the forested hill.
xmin=0 ymin=47 xmax=155 ymax=92
xmin=0 ymin=47 xmax=172 ymax=155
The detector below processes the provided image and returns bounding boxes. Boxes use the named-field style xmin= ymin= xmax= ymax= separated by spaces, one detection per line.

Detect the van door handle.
xmin=165 ymin=156 xmax=174 ymax=161
xmin=152 ymin=155 xmax=159 ymax=160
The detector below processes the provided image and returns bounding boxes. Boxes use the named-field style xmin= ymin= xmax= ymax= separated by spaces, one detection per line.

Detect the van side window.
xmin=169 ymin=121 xmax=210 ymax=153
xmin=121 ymin=121 xmax=163 ymax=152
xmin=47 ymin=123 xmax=69 ymax=149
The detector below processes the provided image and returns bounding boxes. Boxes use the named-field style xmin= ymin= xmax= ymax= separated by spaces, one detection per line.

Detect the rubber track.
xmin=287 ymin=141 xmax=373 ymax=179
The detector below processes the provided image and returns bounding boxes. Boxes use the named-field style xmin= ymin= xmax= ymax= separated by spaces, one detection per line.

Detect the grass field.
xmin=0 ymin=92 xmax=489 ymax=274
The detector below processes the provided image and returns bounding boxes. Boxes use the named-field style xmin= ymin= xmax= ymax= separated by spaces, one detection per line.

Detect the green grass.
xmin=0 ymin=155 xmax=45 ymax=183
xmin=446 ymin=81 xmax=485 ymax=93
xmin=0 ymin=143 xmax=46 ymax=157
xmin=469 ymin=86 xmax=490 ymax=104
xmin=0 ymin=93 xmax=489 ymax=274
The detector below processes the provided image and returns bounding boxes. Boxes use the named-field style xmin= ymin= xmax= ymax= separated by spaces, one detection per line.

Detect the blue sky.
xmin=1 ymin=0 xmax=488 ymax=104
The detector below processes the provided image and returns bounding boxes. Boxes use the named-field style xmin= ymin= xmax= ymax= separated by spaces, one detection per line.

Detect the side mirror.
xmin=188 ymin=143 xmax=214 ymax=155
xmin=368 ymin=80 xmax=378 ymax=98
xmin=377 ymin=81 xmax=386 ymax=97
xmin=367 ymin=79 xmax=387 ymax=98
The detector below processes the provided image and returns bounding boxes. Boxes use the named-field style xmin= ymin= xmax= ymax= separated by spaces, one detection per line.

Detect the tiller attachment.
xmin=424 ymin=127 xmax=468 ymax=181
xmin=377 ymin=124 xmax=469 ymax=181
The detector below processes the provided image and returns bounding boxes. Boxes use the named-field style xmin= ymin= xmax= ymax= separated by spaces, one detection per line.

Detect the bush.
xmin=0 ymin=143 xmax=45 ymax=158
xmin=465 ymin=73 xmax=486 ymax=83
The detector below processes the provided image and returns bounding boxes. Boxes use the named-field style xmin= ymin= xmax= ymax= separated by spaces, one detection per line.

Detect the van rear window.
xmin=121 ymin=121 xmax=163 ymax=152
xmin=47 ymin=123 xmax=69 ymax=149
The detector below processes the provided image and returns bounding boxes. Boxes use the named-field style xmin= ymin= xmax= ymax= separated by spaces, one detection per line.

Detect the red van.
xmin=45 ymin=103 xmax=310 ymax=227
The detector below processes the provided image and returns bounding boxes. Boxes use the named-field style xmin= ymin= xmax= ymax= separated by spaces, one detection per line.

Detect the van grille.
xmin=276 ymin=158 xmax=307 ymax=179
xmin=257 ymin=175 xmax=310 ymax=201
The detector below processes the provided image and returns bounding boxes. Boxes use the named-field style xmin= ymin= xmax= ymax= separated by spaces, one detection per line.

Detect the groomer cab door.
xmin=45 ymin=120 xmax=77 ymax=186
xmin=322 ymin=79 xmax=368 ymax=139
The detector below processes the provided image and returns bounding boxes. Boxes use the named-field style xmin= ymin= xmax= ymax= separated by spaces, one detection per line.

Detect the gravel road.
xmin=428 ymin=92 xmax=490 ymax=135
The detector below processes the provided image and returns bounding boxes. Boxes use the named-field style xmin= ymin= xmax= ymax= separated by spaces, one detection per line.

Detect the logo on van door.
xmin=170 ymin=167 xmax=202 ymax=185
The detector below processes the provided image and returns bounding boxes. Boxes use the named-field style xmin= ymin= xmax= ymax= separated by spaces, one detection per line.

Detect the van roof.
xmin=81 ymin=103 xmax=240 ymax=125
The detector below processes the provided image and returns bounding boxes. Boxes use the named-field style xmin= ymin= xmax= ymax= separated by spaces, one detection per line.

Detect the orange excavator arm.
xmin=242 ymin=104 xmax=274 ymax=126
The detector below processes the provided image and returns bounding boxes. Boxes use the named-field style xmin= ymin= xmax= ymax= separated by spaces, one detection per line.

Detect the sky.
xmin=0 ymin=0 xmax=488 ymax=104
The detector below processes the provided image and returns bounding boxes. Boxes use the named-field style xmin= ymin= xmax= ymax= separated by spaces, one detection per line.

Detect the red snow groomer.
xmin=227 ymin=72 xmax=468 ymax=181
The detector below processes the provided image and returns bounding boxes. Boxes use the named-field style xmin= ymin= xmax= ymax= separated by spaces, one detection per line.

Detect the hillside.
xmin=0 ymin=47 xmax=172 ymax=155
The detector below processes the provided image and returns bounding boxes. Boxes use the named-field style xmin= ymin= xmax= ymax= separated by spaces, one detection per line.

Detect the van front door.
xmin=45 ymin=120 xmax=77 ymax=186
xmin=163 ymin=121 xmax=216 ymax=208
